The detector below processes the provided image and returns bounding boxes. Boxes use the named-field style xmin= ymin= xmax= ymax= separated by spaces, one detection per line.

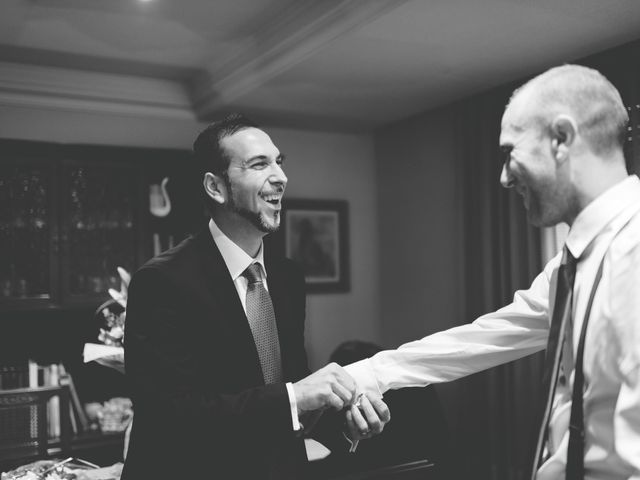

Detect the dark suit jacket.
xmin=121 ymin=228 xmax=310 ymax=479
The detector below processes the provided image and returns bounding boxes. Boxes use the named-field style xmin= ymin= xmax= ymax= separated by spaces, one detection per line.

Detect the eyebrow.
xmin=242 ymin=152 xmax=286 ymax=166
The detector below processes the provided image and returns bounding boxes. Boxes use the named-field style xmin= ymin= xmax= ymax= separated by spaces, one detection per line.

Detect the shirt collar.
xmin=566 ymin=175 xmax=640 ymax=259
xmin=208 ymin=218 xmax=266 ymax=281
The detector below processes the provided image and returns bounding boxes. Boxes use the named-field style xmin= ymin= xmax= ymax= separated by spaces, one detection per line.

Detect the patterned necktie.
xmin=243 ymin=263 xmax=283 ymax=384
xmin=531 ymin=246 xmax=577 ymax=480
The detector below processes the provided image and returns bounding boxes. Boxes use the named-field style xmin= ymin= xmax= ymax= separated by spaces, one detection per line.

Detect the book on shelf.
xmin=48 ymin=363 xmax=60 ymax=438
xmin=28 ymin=359 xmax=38 ymax=389
xmin=28 ymin=359 xmax=39 ymax=438
xmin=59 ymin=363 xmax=89 ymax=433
xmin=0 ymin=362 xmax=30 ymax=390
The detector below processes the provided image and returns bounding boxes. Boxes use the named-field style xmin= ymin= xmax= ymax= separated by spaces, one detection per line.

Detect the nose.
xmin=500 ymin=162 xmax=514 ymax=188
xmin=270 ymin=162 xmax=288 ymax=188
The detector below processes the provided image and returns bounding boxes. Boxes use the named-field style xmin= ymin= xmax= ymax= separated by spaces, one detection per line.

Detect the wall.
xmin=374 ymin=106 xmax=459 ymax=346
xmin=269 ymin=127 xmax=381 ymax=368
xmin=0 ymin=104 xmax=380 ymax=370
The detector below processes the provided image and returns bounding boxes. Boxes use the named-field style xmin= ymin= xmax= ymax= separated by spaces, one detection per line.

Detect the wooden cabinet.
xmin=0 ymin=140 xmax=203 ymax=311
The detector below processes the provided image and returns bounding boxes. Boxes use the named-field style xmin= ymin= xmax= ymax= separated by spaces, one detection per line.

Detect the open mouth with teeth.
xmin=261 ymin=193 xmax=282 ymax=206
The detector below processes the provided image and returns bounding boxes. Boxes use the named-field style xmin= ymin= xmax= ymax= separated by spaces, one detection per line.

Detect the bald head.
xmin=508 ymin=65 xmax=628 ymax=156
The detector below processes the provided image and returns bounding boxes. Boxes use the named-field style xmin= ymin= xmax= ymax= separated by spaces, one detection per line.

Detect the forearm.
xmin=346 ymin=265 xmax=554 ymax=397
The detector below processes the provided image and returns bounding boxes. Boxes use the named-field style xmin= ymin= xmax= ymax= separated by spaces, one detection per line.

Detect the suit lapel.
xmin=193 ymin=229 xmax=264 ymax=385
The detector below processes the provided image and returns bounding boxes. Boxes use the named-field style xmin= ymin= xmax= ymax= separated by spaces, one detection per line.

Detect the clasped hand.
xmin=345 ymin=393 xmax=390 ymax=441
xmin=292 ymin=363 xmax=390 ymax=441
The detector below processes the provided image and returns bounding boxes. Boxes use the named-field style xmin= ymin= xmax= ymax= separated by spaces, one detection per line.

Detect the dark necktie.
xmin=531 ymin=246 xmax=577 ymax=479
xmin=243 ymin=263 xmax=284 ymax=384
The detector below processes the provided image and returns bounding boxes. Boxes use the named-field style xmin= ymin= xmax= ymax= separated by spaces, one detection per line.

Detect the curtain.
xmin=581 ymin=40 xmax=640 ymax=176
xmin=453 ymin=87 xmax=544 ymax=480
xmin=450 ymin=39 xmax=640 ymax=480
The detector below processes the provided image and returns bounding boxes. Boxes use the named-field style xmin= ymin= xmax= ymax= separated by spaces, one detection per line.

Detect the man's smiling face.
xmin=220 ymin=127 xmax=288 ymax=234
xmin=499 ymin=93 xmax=568 ymax=227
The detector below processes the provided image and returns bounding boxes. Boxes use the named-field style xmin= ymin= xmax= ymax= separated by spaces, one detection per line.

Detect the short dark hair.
xmin=193 ymin=113 xmax=259 ymax=214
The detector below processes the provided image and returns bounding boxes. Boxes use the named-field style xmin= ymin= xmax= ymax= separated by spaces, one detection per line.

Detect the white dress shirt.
xmin=345 ymin=175 xmax=640 ymax=479
xmin=208 ymin=219 xmax=301 ymax=431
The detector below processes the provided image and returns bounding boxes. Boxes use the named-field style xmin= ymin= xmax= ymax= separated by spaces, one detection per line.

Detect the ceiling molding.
xmin=190 ymin=0 xmax=411 ymax=118
xmin=0 ymin=45 xmax=199 ymax=81
xmin=0 ymin=62 xmax=194 ymax=119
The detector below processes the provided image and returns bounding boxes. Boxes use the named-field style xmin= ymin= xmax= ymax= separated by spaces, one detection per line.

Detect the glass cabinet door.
xmin=61 ymin=161 xmax=138 ymax=303
xmin=0 ymin=142 xmax=193 ymax=310
xmin=143 ymin=153 xmax=204 ymax=261
xmin=0 ymin=161 xmax=56 ymax=304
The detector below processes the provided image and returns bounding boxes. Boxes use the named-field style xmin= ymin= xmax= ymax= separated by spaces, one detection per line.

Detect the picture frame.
xmin=278 ymin=199 xmax=349 ymax=293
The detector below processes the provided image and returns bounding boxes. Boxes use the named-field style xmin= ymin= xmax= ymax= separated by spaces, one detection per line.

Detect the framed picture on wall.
xmin=280 ymin=199 xmax=349 ymax=293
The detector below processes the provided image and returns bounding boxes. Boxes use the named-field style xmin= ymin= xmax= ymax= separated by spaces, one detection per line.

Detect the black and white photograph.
xmin=1 ymin=1 xmax=640 ymax=479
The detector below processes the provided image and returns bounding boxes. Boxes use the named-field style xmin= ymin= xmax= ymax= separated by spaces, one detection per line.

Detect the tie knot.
xmin=244 ymin=263 xmax=263 ymax=285
xmin=562 ymin=246 xmax=577 ymax=267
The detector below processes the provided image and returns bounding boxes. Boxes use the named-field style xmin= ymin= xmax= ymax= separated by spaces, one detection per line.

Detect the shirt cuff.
xmin=344 ymin=359 xmax=384 ymax=399
xmin=286 ymin=382 xmax=301 ymax=432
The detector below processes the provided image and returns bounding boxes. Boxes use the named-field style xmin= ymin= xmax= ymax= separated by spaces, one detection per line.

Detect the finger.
xmin=350 ymin=404 xmax=370 ymax=436
xmin=345 ymin=409 xmax=360 ymax=440
xmin=325 ymin=364 xmax=356 ymax=399
xmin=325 ymin=391 xmax=344 ymax=411
xmin=333 ymin=369 xmax=357 ymax=403
xmin=370 ymin=396 xmax=391 ymax=424
xmin=359 ymin=395 xmax=383 ymax=434
xmin=331 ymin=381 xmax=354 ymax=405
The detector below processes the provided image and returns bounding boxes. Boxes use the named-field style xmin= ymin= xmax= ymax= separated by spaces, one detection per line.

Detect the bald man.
xmin=346 ymin=65 xmax=640 ymax=479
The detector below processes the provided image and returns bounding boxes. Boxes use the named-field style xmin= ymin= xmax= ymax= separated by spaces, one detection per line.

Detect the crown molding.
xmin=191 ymin=0 xmax=411 ymax=118
xmin=0 ymin=62 xmax=194 ymax=119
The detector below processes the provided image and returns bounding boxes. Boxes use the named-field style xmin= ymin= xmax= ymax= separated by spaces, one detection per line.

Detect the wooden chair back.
xmin=0 ymin=385 xmax=71 ymax=464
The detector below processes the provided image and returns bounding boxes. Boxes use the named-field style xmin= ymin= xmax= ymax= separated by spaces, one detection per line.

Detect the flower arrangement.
xmin=82 ymin=266 xmax=133 ymax=440
xmin=83 ymin=266 xmax=130 ymax=374
xmin=95 ymin=266 xmax=129 ymax=348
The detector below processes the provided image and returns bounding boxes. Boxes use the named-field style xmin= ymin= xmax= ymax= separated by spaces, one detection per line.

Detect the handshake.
xmin=292 ymin=363 xmax=390 ymax=442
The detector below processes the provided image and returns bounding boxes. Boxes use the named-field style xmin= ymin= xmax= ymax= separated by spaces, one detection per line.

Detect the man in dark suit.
xmin=122 ymin=113 xmax=388 ymax=479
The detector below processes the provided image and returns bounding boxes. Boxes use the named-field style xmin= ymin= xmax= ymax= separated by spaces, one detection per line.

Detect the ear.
xmin=550 ymin=114 xmax=577 ymax=163
xmin=203 ymin=172 xmax=227 ymax=206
